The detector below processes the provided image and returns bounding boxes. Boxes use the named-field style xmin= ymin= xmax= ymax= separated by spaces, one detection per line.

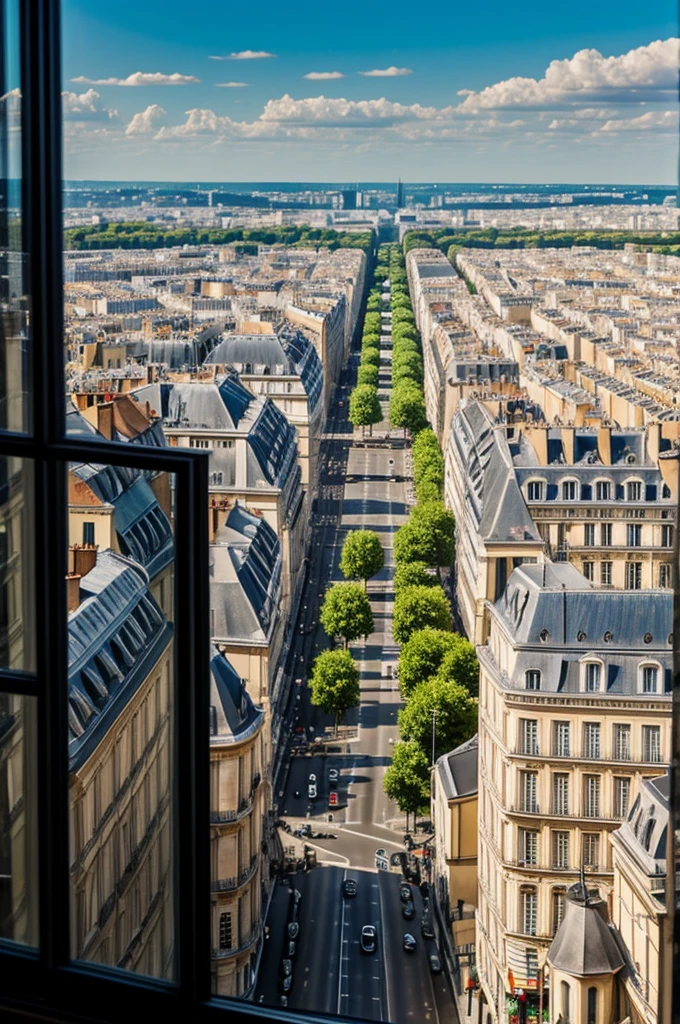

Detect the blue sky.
xmin=61 ymin=0 xmax=678 ymax=182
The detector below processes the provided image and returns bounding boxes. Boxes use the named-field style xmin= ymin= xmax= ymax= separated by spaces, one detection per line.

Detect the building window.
xmin=552 ymin=773 xmax=569 ymax=816
xmin=553 ymin=889 xmax=567 ymax=934
xmin=661 ymin=524 xmax=674 ymax=548
xmin=613 ymin=724 xmax=631 ymax=761
xmin=525 ymin=670 xmax=541 ymax=691
xmin=584 ymin=524 xmax=595 ymax=546
xmin=553 ymin=722 xmax=571 ymax=758
xmin=520 ymin=888 xmax=537 ymax=936
xmin=561 ymin=980 xmax=571 ymax=1021
xmin=600 ymin=523 xmax=612 ymax=546
xmin=642 ymin=725 xmax=661 ymax=763
xmin=640 ymin=665 xmax=659 ymax=694
xmin=519 ymin=719 xmax=539 ymax=756
xmin=520 ymin=829 xmax=538 ymax=866
xmin=627 ymin=524 xmax=642 ymax=547
xmin=82 ymin=521 xmax=95 ymax=546
xmin=626 ymin=480 xmax=642 ymax=501
xmin=587 ymin=986 xmax=598 ymax=1024
xmin=527 ymin=480 xmax=544 ymax=501
xmin=625 ymin=562 xmax=642 ymax=590
xmin=614 ymin=777 xmax=631 ymax=820
xmin=582 ymin=561 xmax=594 ymax=581
xmin=520 ymin=771 xmax=538 ymax=814
xmin=600 ymin=561 xmax=612 ymax=586
xmin=659 ymin=563 xmax=673 ymax=588
xmin=662 ymin=482 xmax=672 ymax=499
xmin=595 ymin=481 xmax=611 ymax=501
xmin=582 ymin=833 xmax=600 ymax=870
xmin=561 ymin=479 xmax=578 ymax=501
xmin=583 ymin=661 xmax=602 ymax=692
xmin=583 ymin=775 xmax=601 ymax=818
xmin=583 ymin=722 xmax=601 ymax=759
xmin=219 ymin=911 xmax=232 ymax=950
xmin=525 ymin=948 xmax=539 ymax=987
xmin=552 ymin=830 xmax=570 ymax=869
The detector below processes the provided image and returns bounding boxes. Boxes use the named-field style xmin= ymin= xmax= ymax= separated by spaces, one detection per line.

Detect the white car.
xmin=328 ymin=768 xmax=339 ymax=784
xmin=308 ymin=774 xmax=317 ymax=800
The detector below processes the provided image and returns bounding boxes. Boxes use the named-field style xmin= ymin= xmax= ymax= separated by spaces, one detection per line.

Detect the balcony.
xmin=210 ymin=794 xmax=254 ymax=824
xmin=211 ymin=926 xmax=260 ymax=961
xmin=210 ymin=854 xmax=259 ymax=893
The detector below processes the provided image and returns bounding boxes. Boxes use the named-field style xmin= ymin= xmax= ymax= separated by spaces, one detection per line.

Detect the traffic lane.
xmin=378 ymin=870 xmax=440 ymax=1024
xmin=254 ymin=881 xmax=296 ymax=1008
xmin=343 ymin=870 xmax=385 ymax=1021
xmin=287 ymin=866 xmax=345 ymax=1015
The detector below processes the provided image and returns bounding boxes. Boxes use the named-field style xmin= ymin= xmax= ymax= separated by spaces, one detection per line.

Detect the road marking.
xmin=338 ymin=825 xmax=402 ymax=847
xmin=336 ymin=867 xmax=347 ymax=1015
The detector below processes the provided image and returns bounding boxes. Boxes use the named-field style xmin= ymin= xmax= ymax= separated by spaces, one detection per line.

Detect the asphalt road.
xmin=256 ymin=297 xmax=459 ymax=1023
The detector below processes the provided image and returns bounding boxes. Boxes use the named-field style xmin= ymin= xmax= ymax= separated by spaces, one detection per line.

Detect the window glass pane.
xmin=0 ymin=693 xmax=38 ymax=945
xmin=0 ymin=457 xmax=34 ymax=672
xmin=0 ymin=0 xmax=28 ymax=434
xmin=68 ymin=458 xmax=175 ymax=981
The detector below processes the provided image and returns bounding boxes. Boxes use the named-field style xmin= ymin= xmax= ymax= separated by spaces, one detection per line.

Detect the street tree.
xmin=383 ymin=740 xmax=430 ymax=831
xmin=392 ymin=584 xmax=452 ymax=644
xmin=320 ymin=581 xmax=374 ymax=647
xmin=393 ymin=561 xmax=438 ymax=595
xmin=360 ymin=347 xmax=381 ymax=368
xmin=415 ymin=478 xmax=441 ymax=503
xmin=412 ymin=429 xmax=443 ymax=482
xmin=390 ymin=382 xmax=428 ymax=435
xmin=410 ymin=501 xmax=455 ymax=567
xmin=362 ymin=332 xmax=381 ymax=348
xmin=340 ymin=529 xmax=384 ymax=588
xmin=349 ymin=384 xmax=382 ymax=436
xmin=393 ymin=519 xmax=438 ymax=567
xmin=398 ymin=628 xmax=473 ymax=697
xmin=309 ymin=649 xmax=361 ymax=735
xmin=398 ymin=676 xmax=477 ymax=762
xmin=393 ymin=360 xmax=424 ymax=387
xmin=357 ymin=363 xmax=379 ymax=387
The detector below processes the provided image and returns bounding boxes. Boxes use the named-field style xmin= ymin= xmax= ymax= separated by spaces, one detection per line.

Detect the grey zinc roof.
xmin=547 ymin=885 xmax=625 ymax=977
xmin=132 ymin=370 xmax=254 ymax=430
xmin=436 ymin=734 xmax=478 ymax=800
xmin=613 ymin=771 xmax=669 ymax=879
xmin=209 ymin=644 xmax=263 ymax=741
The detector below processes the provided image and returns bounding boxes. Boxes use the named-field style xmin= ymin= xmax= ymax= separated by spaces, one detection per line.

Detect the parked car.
xmin=280 ymin=959 xmax=293 ymax=978
xmin=308 ymin=773 xmax=317 ymax=799
xmin=360 ymin=925 xmax=377 ymax=953
xmin=403 ymin=933 xmax=417 ymax=953
xmin=286 ymin=940 xmax=296 ymax=958
xmin=399 ymin=882 xmax=412 ymax=903
xmin=328 ymin=768 xmax=339 ymax=784
xmin=402 ymin=901 xmax=415 ymax=920
xmin=428 ymin=953 xmax=442 ymax=974
xmin=342 ymin=878 xmax=358 ymax=898
xmin=421 ymin=918 xmax=435 ymax=940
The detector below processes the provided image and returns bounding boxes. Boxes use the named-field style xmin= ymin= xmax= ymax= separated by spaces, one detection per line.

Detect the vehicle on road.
xmin=280 ymin=996 xmax=288 ymax=1007
xmin=399 ymin=882 xmax=412 ymax=903
xmin=421 ymin=918 xmax=435 ymax=940
xmin=328 ymin=791 xmax=338 ymax=807
xmin=342 ymin=879 xmax=358 ymax=898
xmin=287 ymin=921 xmax=299 ymax=940
xmin=428 ymin=952 xmax=442 ymax=974
xmin=308 ymin=773 xmax=317 ymax=799
xmin=402 ymin=901 xmax=415 ymax=920
xmin=328 ymin=768 xmax=339 ymax=784
xmin=403 ymin=933 xmax=417 ymax=953
xmin=287 ymin=940 xmax=296 ymax=958
xmin=360 ymin=925 xmax=377 ymax=953
xmin=290 ymin=888 xmax=302 ymax=906
xmin=280 ymin=973 xmax=293 ymax=994
xmin=280 ymin=959 xmax=293 ymax=978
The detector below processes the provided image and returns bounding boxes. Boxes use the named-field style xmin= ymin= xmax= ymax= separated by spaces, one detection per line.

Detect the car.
xmin=428 ymin=953 xmax=442 ymax=974
xmin=308 ymin=781 xmax=317 ymax=799
xmin=286 ymin=940 xmax=296 ymax=958
xmin=329 ymin=791 xmax=338 ymax=807
xmin=287 ymin=921 xmax=299 ymax=940
xmin=342 ymin=879 xmax=358 ymax=898
xmin=280 ymin=974 xmax=293 ymax=994
xmin=290 ymin=888 xmax=302 ymax=906
xmin=402 ymin=901 xmax=415 ymax=920
xmin=280 ymin=959 xmax=293 ymax=978
xmin=421 ymin=918 xmax=435 ymax=940
xmin=328 ymin=768 xmax=339 ymax=784
xmin=360 ymin=925 xmax=377 ymax=953
xmin=403 ymin=933 xmax=417 ymax=953
xmin=399 ymin=882 xmax=412 ymax=903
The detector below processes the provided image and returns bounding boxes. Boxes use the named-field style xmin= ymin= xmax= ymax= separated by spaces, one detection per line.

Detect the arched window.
xmin=639 ymin=662 xmax=660 ymax=694
xmin=561 ymin=478 xmax=579 ymax=501
xmin=581 ymin=659 xmax=603 ymax=693
xmin=587 ymin=985 xmax=598 ymax=1024
xmin=525 ymin=670 xmax=541 ymax=691
xmin=625 ymin=478 xmax=643 ymax=501
xmin=526 ymin=478 xmax=545 ymax=502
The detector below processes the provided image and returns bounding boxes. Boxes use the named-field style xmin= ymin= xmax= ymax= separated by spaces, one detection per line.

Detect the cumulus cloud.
xmin=457 ymin=37 xmax=679 ymax=110
xmin=304 ymin=71 xmax=344 ymax=80
xmin=359 ymin=66 xmax=413 ymax=77
xmin=125 ymin=104 xmax=168 ymax=135
xmin=210 ymin=50 xmax=275 ymax=60
xmin=597 ymin=109 xmax=680 ymax=133
xmin=62 ymin=88 xmax=119 ymax=120
xmin=72 ymin=72 xmax=199 ymax=86
xmin=258 ymin=94 xmax=443 ymax=126
xmin=215 ymin=81 xmax=249 ymax=87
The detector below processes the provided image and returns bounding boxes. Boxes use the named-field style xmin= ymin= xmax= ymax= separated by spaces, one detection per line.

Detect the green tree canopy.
xmin=349 ymin=384 xmax=382 ymax=434
xmin=435 ymin=639 xmax=480 ymax=698
xmin=309 ymin=649 xmax=361 ymax=734
xmin=393 ymin=361 xmax=424 ymax=387
xmin=394 ymin=519 xmax=438 ymax=567
xmin=320 ymin=581 xmax=374 ymax=647
xmin=397 ymin=627 xmax=461 ymax=697
xmin=340 ymin=529 xmax=384 ymax=587
xmin=392 ymin=584 xmax=452 ymax=644
xmin=357 ymin=363 xmax=379 ymax=387
xmin=362 ymin=332 xmax=381 ymax=348
xmin=398 ymin=676 xmax=477 ymax=762
xmin=409 ymin=501 xmax=456 ymax=567
xmin=390 ymin=382 xmax=428 ymax=435
xmin=394 ymin=561 xmax=439 ymax=595
xmin=383 ymin=740 xmax=431 ymax=825
xmin=360 ymin=346 xmax=381 ymax=368
xmin=414 ymin=478 xmax=442 ymax=503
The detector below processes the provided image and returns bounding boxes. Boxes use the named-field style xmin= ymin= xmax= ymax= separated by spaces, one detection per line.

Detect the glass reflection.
xmin=0 ymin=456 xmax=34 ymax=672
xmin=0 ymin=693 xmax=38 ymax=945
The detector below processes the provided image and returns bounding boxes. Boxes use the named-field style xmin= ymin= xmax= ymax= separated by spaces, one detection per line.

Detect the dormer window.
xmin=525 ymin=670 xmax=541 ymax=691
xmin=595 ymin=480 xmax=611 ymax=501
xmin=561 ymin=479 xmax=579 ymax=501
xmin=626 ymin=479 xmax=642 ymax=501
xmin=526 ymin=480 xmax=544 ymax=502
xmin=639 ymin=663 xmax=659 ymax=694
xmin=581 ymin=659 xmax=603 ymax=693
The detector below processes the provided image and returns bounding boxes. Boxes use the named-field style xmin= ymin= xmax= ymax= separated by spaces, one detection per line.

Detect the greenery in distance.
xmin=402 ymin=226 xmax=680 ymax=256
xmin=65 ymin=222 xmax=373 ymax=252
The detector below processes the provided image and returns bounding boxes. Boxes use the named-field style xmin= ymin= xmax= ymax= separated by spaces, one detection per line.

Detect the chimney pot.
xmin=66 ymin=573 xmax=82 ymax=614
xmin=71 ymin=544 xmax=98 ymax=578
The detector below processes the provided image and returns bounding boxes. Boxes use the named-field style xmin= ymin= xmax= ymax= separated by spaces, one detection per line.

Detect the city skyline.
xmin=62 ymin=0 xmax=678 ymax=182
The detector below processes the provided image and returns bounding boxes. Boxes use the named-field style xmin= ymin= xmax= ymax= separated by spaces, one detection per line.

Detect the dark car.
xmin=421 ymin=918 xmax=435 ymax=939
xmin=360 ymin=925 xmax=377 ymax=953
xmin=280 ymin=958 xmax=293 ymax=978
xmin=402 ymin=901 xmax=415 ymax=920
xmin=328 ymin=768 xmax=339 ymax=784
xmin=403 ymin=933 xmax=417 ymax=953
xmin=428 ymin=953 xmax=442 ymax=974
xmin=280 ymin=973 xmax=293 ymax=994
xmin=342 ymin=878 xmax=358 ymax=898
xmin=399 ymin=883 xmax=412 ymax=903
xmin=286 ymin=940 xmax=296 ymax=958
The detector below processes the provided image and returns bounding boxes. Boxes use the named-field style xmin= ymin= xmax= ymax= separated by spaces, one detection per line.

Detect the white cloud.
xmin=359 ymin=66 xmax=413 ymax=77
xmin=125 ymin=104 xmax=168 ymax=135
xmin=210 ymin=50 xmax=275 ymax=60
xmin=304 ymin=71 xmax=344 ymax=81
xmin=62 ymin=88 xmax=119 ymax=121
xmin=71 ymin=72 xmax=199 ymax=87
xmin=597 ymin=109 xmax=680 ymax=133
xmin=215 ymin=81 xmax=249 ymax=87
xmin=457 ymin=37 xmax=679 ymax=110
xmin=258 ymin=94 xmax=442 ymax=126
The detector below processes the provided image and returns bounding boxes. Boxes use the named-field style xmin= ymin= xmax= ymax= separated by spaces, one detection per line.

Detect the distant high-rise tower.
xmin=396 ymin=179 xmax=404 ymax=208
xmin=341 ymin=189 xmax=358 ymax=210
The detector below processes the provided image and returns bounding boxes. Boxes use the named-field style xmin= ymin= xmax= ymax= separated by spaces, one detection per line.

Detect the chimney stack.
xmin=70 ymin=544 xmax=98 ymax=578
xmin=66 ymin=573 xmax=82 ymax=613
